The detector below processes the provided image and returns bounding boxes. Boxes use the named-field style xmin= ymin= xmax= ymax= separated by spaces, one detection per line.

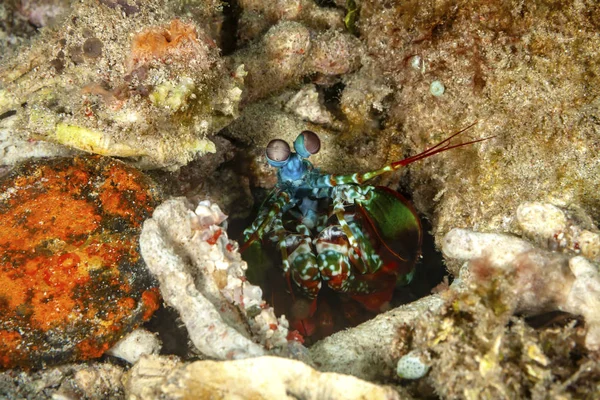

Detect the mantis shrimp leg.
xmin=240 ymin=190 xmax=296 ymax=253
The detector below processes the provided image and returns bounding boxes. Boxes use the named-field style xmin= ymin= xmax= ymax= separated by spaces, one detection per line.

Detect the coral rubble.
xmin=106 ymin=329 xmax=162 ymax=365
xmin=401 ymin=270 xmax=599 ymax=399
xmin=443 ymin=202 xmax=600 ymax=352
xmin=0 ymin=361 xmax=125 ymax=399
xmin=0 ymin=0 xmax=238 ymax=169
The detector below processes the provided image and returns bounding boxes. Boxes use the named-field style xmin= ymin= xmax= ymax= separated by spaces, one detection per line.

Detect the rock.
xmin=284 ymin=84 xmax=334 ymax=126
xmin=442 ymin=228 xmax=534 ymax=270
xmin=442 ymin=203 xmax=600 ymax=351
xmin=357 ymin=0 xmax=600 ymax=249
xmin=0 ymin=362 xmax=125 ymax=399
xmin=236 ymin=0 xmax=345 ymax=44
xmin=0 ymin=156 xmax=160 ymax=369
xmin=0 ymin=115 xmax=77 ymax=167
xmin=396 ymin=350 xmax=431 ymax=380
xmin=229 ymin=21 xmax=362 ymax=104
xmin=517 ymin=202 xmax=600 ymax=262
xmin=125 ymin=355 xmax=405 ymax=400
xmin=516 ymin=202 xmax=568 ymax=241
xmin=106 ymin=329 xmax=162 ymax=365
xmin=310 ymin=294 xmax=445 ymax=381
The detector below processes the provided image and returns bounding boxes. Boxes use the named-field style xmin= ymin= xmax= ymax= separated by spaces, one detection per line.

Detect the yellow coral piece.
xmin=185 ymin=137 xmax=216 ymax=154
xmin=526 ymin=343 xmax=549 ymax=366
xmin=0 ymin=89 xmax=18 ymax=114
xmin=463 ymin=388 xmax=481 ymax=400
xmin=149 ymin=78 xmax=195 ymax=111
xmin=525 ymin=364 xmax=548 ymax=381
xmin=54 ymin=124 xmax=143 ymax=157
xmin=478 ymin=353 xmax=496 ymax=377
xmin=54 ymin=123 xmax=215 ymax=161
xmin=478 ymin=335 xmax=503 ymax=377
xmin=432 ymin=318 xmax=454 ymax=345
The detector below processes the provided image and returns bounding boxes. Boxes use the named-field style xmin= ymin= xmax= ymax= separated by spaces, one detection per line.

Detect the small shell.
xmin=430 ymin=80 xmax=445 ymax=97
xmin=397 ymin=351 xmax=430 ymax=379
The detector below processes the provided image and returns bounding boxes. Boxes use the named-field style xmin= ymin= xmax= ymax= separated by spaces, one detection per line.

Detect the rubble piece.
xmin=565 ymin=256 xmax=600 ymax=350
xmin=140 ymin=198 xmax=295 ymax=360
xmin=124 ymin=355 xmax=181 ymax=399
xmin=0 ymin=114 xmax=77 ymax=167
xmin=516 ymin=202 xmax=568 ymax=240
xmin=401 ymin=272 xmax=598 ymax=399
xmin=237 ymin=0 xmax=345 ymax=43
xmin=443 ymin=227 xmax=600 ymax=351
xmin=396 ymin=350 xmax=430 ymax=380
xmin=310 ymin=294 xmax=445 ymax=381
xmin=17 ymin=0 xmax=71 ymax=28
xmin=442 ymin=229 xmax=534 ymax=269
xmin=284 ymin=84 xmax=334 ymax=126
xmin=125 ymin=355 xmax=406 ymax=400
xmin=0 ymin=362 xmax=125 ymax=399
xmin=230 ymin=21 xmax=362 ymax=103
xmin=517 ymin=202 xmax=600 ymax=262
xmin=106 ymin=329 xmax=162 ymax=365
xmin=340 ymin=64 xmax=393 ymax=128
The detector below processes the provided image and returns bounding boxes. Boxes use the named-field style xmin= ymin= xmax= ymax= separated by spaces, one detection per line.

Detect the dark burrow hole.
xmin=320 ymin=81 xmax=346 ymax=116
xmin=219 ymin=0 xmax=240 ymax=55
xmin=142 ymin=143 xmax=449 ymax=350
xmin=0 ymin=110 xmax=17 ymax=120
xmin=315 ymin=0 xmax=339 ymax=7
xmin=225 ymin=184 xmax=447 ymax=346
xmin=145 ymin=305 xmax=196 ymax=360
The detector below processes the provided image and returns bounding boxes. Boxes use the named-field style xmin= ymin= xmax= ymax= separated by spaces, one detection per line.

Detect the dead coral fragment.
xmin=125 ymin=355 xmax=403 ymax=400
xmin=517 ymin=202 xmax=600 ymax=262
xmin=236 ymin=0 xmax=345 ymax=43
xmin=397 ymin=267 xmax=599 ymax=399
xmin=444 ymin=204 xmax=600 ymax=352
xmin=0 ymin=361 xmax=126 ymax=398
xmin=231 ymin=21 xmax=362 ymax=103
xmin=140 ymin=198 xmax=297 ymax=360
xmin=128 ymin=19 xmax=214 ymax=71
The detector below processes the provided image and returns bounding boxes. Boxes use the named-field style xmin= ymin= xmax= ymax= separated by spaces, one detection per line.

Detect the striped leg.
xmin=329 ymin=186 xmax=383 ymax=275
xmin=315 ymin=223 xmax=384 ymax=296
xmin=240 ymin=190 xmax=296 ymax=252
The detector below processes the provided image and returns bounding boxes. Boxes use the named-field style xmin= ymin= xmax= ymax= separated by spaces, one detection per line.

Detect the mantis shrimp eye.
xmin=266 ymin=139 xmax=291 ymax=167
xmin=294 ymin=130 xmax=321 ymax=158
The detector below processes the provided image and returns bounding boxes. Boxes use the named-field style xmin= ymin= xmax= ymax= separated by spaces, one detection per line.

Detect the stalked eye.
xmin=294 ymin=130 xmax=321 ymax=158
xmin=266 ymin=139 xmax=291 ymax=167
